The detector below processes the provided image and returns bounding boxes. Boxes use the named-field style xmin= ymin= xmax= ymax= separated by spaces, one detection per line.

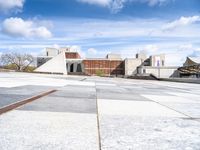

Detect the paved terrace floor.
xmin=0 ymin=72 xmax=200 ymax=150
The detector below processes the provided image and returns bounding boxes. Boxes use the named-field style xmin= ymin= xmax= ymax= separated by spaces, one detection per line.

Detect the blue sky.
xmin=0 ymin=0 xmax=200 ymax=66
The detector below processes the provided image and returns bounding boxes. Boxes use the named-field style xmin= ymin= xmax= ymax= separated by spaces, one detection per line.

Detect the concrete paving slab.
xmin=51 ymin=87 xmax=96 ymax=99
xmin=96 ymin=86 xmax=129 ymax=93
xmin=142 ymin=95 xmax=200 ymax=118
xmin=0 ymin=110 xmax=99 ymax=150
xmin=161 ymin=102 xmax=200 ymax=118
xmin=99 ymin=115 xmax=200 ymax=150
xmin=60 ymin=85 xmax=96 ymax=91
xmin=18 ymin=96 xmax=97 ymax=114
xmin=0 ymin=85 xmax=55 ymax=108
xmin=65 ymin=80 xmax=95 ymax=86
xmin=52 ymin=90 xmax=96 ymax=99
xmin=167 ymin=92 xmax=200 ymax=100
xmin=0 ymin=85 xmax=54 ymax=95
xmin=142 ymin=95 xmax=200 ymax=103
xmin=97 ymin=88 xmax=160 ymax=100
xmin=97 ymin=92 xmax=151 ymax=101
xmin=0 ymin=72 xmax=77 ymax=87
xmin=98 ymin=99 xmax=186 ymax=117
xmin=95 ymin=83 xmax=116 ymax=86
xmin=0 ymin=94 xmax=32 ymax=108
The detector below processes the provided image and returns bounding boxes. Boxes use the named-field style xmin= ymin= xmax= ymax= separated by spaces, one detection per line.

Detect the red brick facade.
xmin=65 ymin=52 xmax=81 ymax=59
xmin=83 ymin=59 xmax=124 ymax=76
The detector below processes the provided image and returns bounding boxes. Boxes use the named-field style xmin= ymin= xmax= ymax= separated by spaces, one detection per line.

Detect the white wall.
xmin=106 ymin=54 xmax=122 ymax=60
xmin=46 ymin=48 xmax=59 ymax=57
xmin=125 ymin=58 xmax=142 ymax=76
xmin=35 ymin=51 xmax=67 ymax=74
xmin=139 ymin=67 xmax=179 ymax=78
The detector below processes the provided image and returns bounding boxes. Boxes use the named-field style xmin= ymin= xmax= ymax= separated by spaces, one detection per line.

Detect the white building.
xmin=125 ymin=52 xmax=179 ymax=78
xmin=35 ymin=47 xmax=179 ymax=78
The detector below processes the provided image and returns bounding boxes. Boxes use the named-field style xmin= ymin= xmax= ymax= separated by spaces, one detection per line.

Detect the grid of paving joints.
xmin=0 ymin=84 xmax=99 ymax=150
xmin=0 ymin=73 xmax=99 ymax=150
xmin=95 ymin=79 xmax=200 ymax=150
xmin=0 ymin=73 xmax=200 ymax=150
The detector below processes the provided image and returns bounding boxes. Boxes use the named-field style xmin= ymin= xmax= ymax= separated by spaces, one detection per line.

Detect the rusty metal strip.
xmin=0 ymin=89 xmax=57 ymax=115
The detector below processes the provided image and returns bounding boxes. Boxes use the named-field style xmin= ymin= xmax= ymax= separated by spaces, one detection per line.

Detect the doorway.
xmin=70 ymin=64 xmax=74 ymax=72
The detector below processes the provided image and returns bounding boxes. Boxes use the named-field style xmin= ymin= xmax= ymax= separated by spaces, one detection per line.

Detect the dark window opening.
xmin=162 ymin=60 xmax=164 ymax=66
xmin=70 ymin=64 xmax=74 ymax=72
xmin=143 ymin=69 xmax=146 ymax=73
xmin=77 ymin=64 xmax=82 ymax=72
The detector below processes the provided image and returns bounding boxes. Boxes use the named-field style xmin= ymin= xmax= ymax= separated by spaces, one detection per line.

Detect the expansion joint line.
xmin=152 ymin=100 xmax=200 ymax=122
xmin=95 ymin=82 xmax=102 ymax=150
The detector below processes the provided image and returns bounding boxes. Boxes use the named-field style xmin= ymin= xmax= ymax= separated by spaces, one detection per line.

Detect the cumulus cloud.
xmin=0 ymin=0 xmax=25 ymax=13
xmin=87 ymin=48 xmax=97 ymax=55
xmin=144 ymin=44 xmax=159 ymax=54
xmin=52 ymin=44 xmax=60 ymax=49
xmin=144 ymin=0 xmax=168 ymax=6
xmin=178 ymin=44 xmax=193 ymax=51
xmin=78 ymin=0 xmax=110 ymax=6
xmin=78 ymin=0 xmax=125 ymax=13
xmin=162 ymin=16 xmax=200 ymax=31
xmin=178 ymin=44 xmax=200 ymax=57
xmin=77 ymin=0 xmax=169 ymax=13
xmin=2 ymin=17 xmax=52 ymax=39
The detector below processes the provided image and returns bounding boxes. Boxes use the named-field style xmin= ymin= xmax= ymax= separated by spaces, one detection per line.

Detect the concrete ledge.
xmin=33 ymin=71 xmax=64 ymax=75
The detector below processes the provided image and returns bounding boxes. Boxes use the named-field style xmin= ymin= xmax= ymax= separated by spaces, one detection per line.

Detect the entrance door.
xmin=70 ymin=64 xmax=74 ymax=72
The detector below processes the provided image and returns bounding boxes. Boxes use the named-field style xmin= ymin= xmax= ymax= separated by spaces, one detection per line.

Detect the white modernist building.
xmin=35 ymin=47 xmax=179 ymax=78
xmin=35 ymin=47 xmax=77 ymax=74
xmin=125 ymin=53 xmax=179 ymax=78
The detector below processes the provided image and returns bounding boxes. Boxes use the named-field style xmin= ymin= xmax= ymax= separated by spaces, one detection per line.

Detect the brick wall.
xmin=83 ymin=59 xmax=124 ymax=76
xmin=65 ymin=52 xmax=81 ymax=59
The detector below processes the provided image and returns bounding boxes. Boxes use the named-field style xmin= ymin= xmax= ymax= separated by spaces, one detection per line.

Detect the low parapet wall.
xmin=138 ymin=66 xmax=179 ymax=78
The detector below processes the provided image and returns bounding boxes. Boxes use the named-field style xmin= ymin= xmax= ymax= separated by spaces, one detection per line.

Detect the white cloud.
xmin=86 ymin=48 xmax=99 ymax=57
xmin=162 ymin=16 xmax=200 ymax=31
xmin=78 ymin=0 xmax=110 ymax=6
xmin=196 ymin=48 xmax=200 ymax=51
xmin=144 ymin=0 xmax=168 ymax=6
xmin=2 ymin=17 xmax=52 ymax=39
xmin=87 ymin=48 xmax=97 ymax=55
xmin=144 ymin=44 xmax=159 ymax=54
xmin=1 ymin=16 xmax=200 ymax=66
xmin=77 ymin=0 xmax=169 ymax=13
xmin=177 ymin=44 xmax=200 ymax=58
xmin=0 ymin=0 xmax=25 ymax=13
xmin=178 ymin=44 xmax=193 ymax=51
xmin=52 ymin=44 xmax=60 ymax=49
xmin=78 ymin=0 xmax=125 ymax=13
